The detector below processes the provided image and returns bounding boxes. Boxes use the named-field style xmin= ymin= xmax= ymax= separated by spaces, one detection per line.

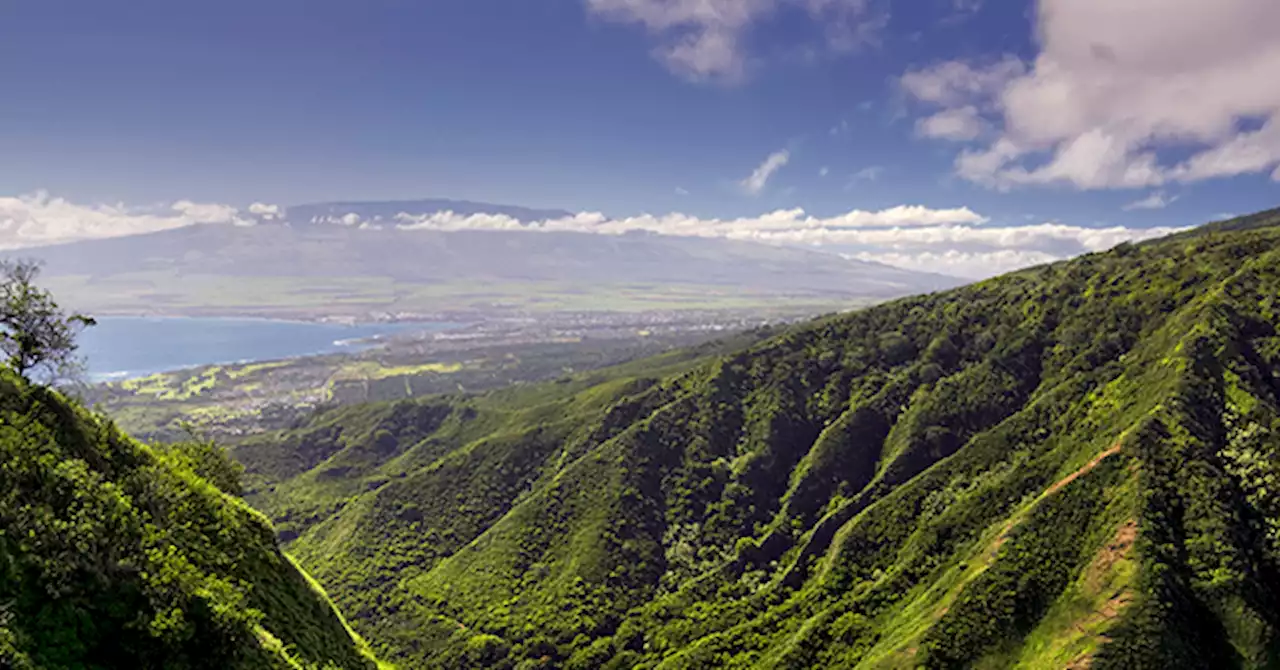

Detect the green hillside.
xmin=0 ymin=370 xmax=381 ymax=669
xmin=235 ymin=212 xmax=1280 ymax=669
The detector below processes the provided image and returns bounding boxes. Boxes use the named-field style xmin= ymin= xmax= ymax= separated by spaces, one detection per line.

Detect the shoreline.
xmin=77 ymin=312 xmax=463 ymax=327
xmin=82 ymin=317 xmax=466 ymax=382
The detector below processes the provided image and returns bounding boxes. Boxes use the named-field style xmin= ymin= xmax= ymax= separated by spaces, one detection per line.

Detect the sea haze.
xmin=79 ymin=317 xmax=454 ymax=380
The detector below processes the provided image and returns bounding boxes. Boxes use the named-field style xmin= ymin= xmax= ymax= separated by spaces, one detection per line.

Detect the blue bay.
xmin=79 ymin=317 xmax=455 ymax=380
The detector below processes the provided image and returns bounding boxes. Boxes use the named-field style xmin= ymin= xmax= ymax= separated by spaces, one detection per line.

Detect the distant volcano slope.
xmin=10 ymin=199 xmax=960 ymax=319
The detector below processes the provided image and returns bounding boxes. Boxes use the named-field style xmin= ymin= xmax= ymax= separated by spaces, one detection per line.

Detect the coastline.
xmin=81 ymin=316 xmax=463 ymax=382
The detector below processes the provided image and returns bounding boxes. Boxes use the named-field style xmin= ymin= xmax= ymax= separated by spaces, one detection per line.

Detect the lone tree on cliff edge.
xmin=0 ymin=259 xmax=96 ymax=381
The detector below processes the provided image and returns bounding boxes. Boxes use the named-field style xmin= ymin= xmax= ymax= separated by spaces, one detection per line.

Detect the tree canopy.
xmin=0 ymin=258 xmax=95 ymax=381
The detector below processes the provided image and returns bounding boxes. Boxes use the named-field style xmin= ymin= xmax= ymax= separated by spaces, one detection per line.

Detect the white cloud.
xmin=1122 ymin=191 xmax=1179 ymax=211
xmin=900 ymin=57 xmax=1024 ymax=107
xmin=584 ymin=0 xmax=881 ymax=82
xmin=848 ymin=249 xmax=1059 ymax=278
xmin=0 ymin=192 xmax=1184 ymax=281
xmin=248 ymin=202 xmax=283 ymax=220
xmin=917 ymin=106 xmax=985 ymax=141
xmin=837 ymin=222 xmax=1184 ymax=278
xmin=171 ymin=200 xmax=242 ymax=225
xmin=807 ymin=221 xmax=1180 ymax=252
xmin=741 ymin=149 xmax=791 ymax=195
xmin=393 ymin=210 xmax=538 ymax=232
xmin=0 ymin=191 xmax=255 ymax=249
xmin=675 ymin=186 xmax=690 ymax=195
xmin=819 ymin=166 xmax=830 ymax=177
xmin=384 ymin=207 xmax=1179 ymax=279
xmin=1167 ymin=117 xmax=1280 ymax=182
xmin=903 ymin=0 xmax=1280 ymax=189
xmin=388 ymin=204 xmax=988 ymax=240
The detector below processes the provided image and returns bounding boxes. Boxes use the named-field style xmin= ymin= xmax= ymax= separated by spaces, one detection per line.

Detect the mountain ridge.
xmin=0 ymin=370 xmax=381 ymax=669
xmin=231 ymin=208 xmax=1280 ymax=668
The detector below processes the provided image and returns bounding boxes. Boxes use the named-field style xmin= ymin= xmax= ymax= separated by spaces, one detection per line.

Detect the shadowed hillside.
xmin=0 ymin=370 xmax=381 ymax=669
xmin=236 ymin=210 xmax=1280 ymax=668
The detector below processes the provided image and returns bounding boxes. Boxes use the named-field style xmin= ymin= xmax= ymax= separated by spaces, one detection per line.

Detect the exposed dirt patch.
xmin=925 ymin=443 xmax=1132 ymax=668
xmin=1084 ymin=520 xmax=1137 ymax=594
xmin=1063 ymin=519 xmax=1140 ymax=669
xmin=1045 ymin=442 xmax=1124 ymax=497
xmin=986 ymin=442 xmax=1125 ymax=560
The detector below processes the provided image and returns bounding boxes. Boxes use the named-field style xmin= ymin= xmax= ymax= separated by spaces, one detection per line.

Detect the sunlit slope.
xmin=0 ymin=371 xmax=380 ymax=669
xmin=242 ymin=211 xmax=1280 ymax=668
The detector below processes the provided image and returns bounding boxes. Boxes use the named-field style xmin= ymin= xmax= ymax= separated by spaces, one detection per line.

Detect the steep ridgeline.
xmin=236 ymin=209 xmax=1280 ymax=669
xmin=0 ymin=371 xmax=380 ymax=669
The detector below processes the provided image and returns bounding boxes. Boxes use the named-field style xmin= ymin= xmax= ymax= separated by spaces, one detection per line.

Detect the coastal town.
xmin=88 ymin=304 xmax=841 ymax=440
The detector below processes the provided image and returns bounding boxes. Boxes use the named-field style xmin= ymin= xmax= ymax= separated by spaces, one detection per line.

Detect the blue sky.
xmin=1 ymin=0 xmax=1278 ymax=277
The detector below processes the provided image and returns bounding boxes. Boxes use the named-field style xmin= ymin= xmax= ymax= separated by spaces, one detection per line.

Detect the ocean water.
xmin=79 ymin=317 xmax=454 ymax=380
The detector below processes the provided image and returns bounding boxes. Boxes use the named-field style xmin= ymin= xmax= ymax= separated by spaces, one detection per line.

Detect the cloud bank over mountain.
xmin=0 ymin=192 xmax=1186 ymax=279
xmin=0 ymin=192 xmax=273 ymax=248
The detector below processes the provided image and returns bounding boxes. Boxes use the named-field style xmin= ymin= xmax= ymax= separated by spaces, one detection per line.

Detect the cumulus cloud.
xmin=741 ymin=149 xmax=791 ymax=195
xmin=1122 ymin=191 xmax=1179 ymax=211
xmin=0 ymin=191 xmax=256 ymax=249
xmin=584 ymin=0 xmax=882 ymax=82
xmin=903 ymin=0 xmax=1280 ymax=190
xmin=248 ymin=202 xmax=283 ymax=220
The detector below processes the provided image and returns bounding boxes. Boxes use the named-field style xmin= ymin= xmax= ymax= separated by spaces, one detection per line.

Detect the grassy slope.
xmin=237 ymin=210 xmax=1280 ymax=669
xmin=0 ymin=371 xmax=381 ymax=669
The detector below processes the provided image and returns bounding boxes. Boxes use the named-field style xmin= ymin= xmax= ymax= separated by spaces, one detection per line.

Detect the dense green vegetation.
xmin=234 ymin=208 xmax=1280 ymax=668
xmin=0 ymin=370 xmax=381 ymax=669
